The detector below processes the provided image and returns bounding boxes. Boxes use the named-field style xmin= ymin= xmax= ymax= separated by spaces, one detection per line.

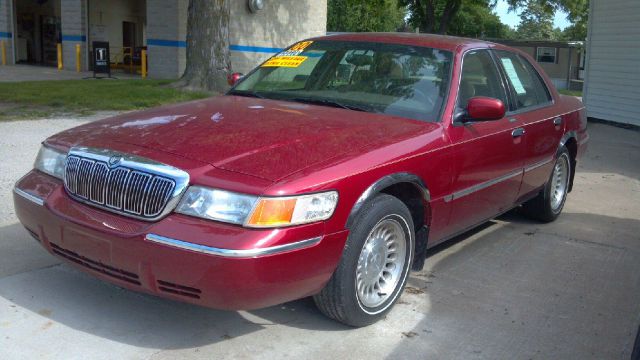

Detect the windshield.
xmin=230 ymin=40 xmax=453 ymax=122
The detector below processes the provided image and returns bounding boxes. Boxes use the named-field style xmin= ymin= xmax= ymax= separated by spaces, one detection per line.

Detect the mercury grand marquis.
xmin=14 ymin=33 xmax=588 ymax=327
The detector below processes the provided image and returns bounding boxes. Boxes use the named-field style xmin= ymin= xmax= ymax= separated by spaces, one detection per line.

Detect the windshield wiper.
xmin=228 ymin=90 xmax=266 ymax=99
xmin=288 ymin=97 xmax=371 ymax=112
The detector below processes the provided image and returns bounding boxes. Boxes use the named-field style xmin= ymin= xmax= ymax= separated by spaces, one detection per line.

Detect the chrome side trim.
xmin=14 ymin=187 xmax=45 ymax=206
xmin=444 ymin=169 xmax=523 ymax=203
xmin=145 ymin=234 xmax=322 ymax=258
xmin=524 ymin=157 xmax=553 ymax=173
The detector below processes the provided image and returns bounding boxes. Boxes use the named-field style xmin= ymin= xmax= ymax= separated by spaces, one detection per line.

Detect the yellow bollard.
xmin=75 ymin=44 xmax=81 ymax=72
xmin=57 ymin=43 xmax=63 ymax=70
xmin=141 ymin=49 xmax=147 ymax=79
xmin=1 ymin=40 xmax=6 ymax=66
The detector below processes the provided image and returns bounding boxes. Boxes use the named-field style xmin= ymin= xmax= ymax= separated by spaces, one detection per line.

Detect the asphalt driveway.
xmin=0 ymin=116 xmax=638 ymax=359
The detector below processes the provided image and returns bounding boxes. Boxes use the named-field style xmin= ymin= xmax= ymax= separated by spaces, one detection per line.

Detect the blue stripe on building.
xmin=230 ymin=45 xmax=283 ymax=54
xmin=62 ymin=34 xmax=87 ymax=42
xmin=147 ymin=39 xmax=187 ymax=48
xmin=145 ymin=41 xmax=284 ymax=54
xmin=0 ymin=32 xmax=12 ymax=39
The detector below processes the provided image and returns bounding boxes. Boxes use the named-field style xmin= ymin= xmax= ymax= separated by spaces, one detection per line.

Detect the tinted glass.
xmin=457 ymin=50 xmax=508 ymax=111
xmin=495 ymin=51 xmax=552 ymax=109
xmin=231 ymin=40 xmax=453 ymax=122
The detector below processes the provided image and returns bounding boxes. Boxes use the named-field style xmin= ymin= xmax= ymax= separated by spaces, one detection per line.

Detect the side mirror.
xmin=462 ymin=96 xmax=506 ymax=122
xmin=227 ymin=72 xmax=244 ymax=86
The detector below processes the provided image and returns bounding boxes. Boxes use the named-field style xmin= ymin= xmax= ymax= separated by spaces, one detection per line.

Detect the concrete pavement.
xmin=0 ymin=117 xmax=638 ymax=359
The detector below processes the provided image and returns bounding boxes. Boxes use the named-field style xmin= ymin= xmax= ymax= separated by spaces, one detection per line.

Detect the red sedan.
xmin=13 ymin=33 xmax=587 ymax=327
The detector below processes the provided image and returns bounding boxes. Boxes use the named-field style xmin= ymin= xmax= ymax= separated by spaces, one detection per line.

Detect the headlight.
xmin=175 ymin=186 xmax=259 ymax=225
xmin=34 ymin=146 xmax=66 ymax=179
xmin=175 ymin=187 xmax=338 ymax=228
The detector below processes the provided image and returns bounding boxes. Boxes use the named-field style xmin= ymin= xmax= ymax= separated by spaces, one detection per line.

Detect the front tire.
xmin=522 ymin=146 xmax=571 ymax=222
xmin=314 ymin=194 xmax=414 ymax=327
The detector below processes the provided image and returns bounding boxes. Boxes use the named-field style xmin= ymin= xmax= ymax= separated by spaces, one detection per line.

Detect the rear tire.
xmin=522 ymin=146 xmax=571 ymax=222
xmin=314 ymin=194 xmax=414 ymax=327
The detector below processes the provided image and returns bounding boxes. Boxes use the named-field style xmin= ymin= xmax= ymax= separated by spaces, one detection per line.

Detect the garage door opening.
xmin=15 ymin=0 xmax=61 ymax=67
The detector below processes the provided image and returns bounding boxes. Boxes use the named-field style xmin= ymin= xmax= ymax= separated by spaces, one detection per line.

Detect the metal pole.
xmin=76 ymin=44 xmax=81 ymax=72
xmin=57 ymin=43 xmax=63 ymax=70
xmin=141 ymin=49 xmax=147 ymax=79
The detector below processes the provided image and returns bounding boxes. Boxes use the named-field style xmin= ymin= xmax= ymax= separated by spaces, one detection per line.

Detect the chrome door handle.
xmin=553 ymin=117 xmax=562 ymax=126
xmin=512 ymin=128 xmax=525 ymax=137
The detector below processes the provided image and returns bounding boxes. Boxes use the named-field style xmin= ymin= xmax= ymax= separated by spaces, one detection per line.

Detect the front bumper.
xmin=13 ymin=170 xmax=348 ymax=310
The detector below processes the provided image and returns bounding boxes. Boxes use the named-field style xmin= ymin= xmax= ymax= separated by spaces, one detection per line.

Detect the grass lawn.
xmin=0 ymin=79 xmax=211 ymax=121
xmin=559 ymin=89 xmax=583 ymax=97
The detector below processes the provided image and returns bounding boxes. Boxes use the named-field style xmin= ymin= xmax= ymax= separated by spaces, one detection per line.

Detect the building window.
xmin=536 ymin=47 xmax=557 ymax=63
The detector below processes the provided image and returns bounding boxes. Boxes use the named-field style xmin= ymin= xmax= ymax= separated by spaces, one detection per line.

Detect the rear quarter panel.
xmin=560 ymin=95 xmax=589 ymax=159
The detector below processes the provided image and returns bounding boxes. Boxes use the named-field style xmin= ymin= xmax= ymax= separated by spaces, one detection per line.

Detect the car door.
xmin=492 ymin=50 xmax=565 ymax=201
xmin=442 ymin=49 xmax=525 ymax=239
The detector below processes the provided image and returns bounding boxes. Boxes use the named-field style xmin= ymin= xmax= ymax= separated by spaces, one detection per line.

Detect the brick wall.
xmin=146 ymin=0 xmax=188 ymax=79
xmin=61 ymin=0 xmax=88 ymax=71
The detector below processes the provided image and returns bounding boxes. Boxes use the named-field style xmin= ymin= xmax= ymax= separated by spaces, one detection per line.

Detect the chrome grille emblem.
xmin=108 ymin=155 xmax=123 ymax=168
xmin=63 ymin=147 xmax=190 ymax=221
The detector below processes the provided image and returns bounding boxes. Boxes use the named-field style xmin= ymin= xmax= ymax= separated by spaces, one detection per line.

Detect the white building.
xmin=0 ymin=0 xmax=327 ymax=78
xmin=583 ymin=0 xmax=640 ymax=126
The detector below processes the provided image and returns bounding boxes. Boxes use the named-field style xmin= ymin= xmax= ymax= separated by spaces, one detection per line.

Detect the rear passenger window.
xmin=457 ymin=50 xmax=508 ymax=110
xmin=495 ymin=51 xmax=552 ymax=109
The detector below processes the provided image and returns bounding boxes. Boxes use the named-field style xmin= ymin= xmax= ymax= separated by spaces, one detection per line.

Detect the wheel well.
xmin=564 ymin=137 xmax=578 ymax=192
xmin=380 ymin=182 xmax=429 ymax=231
xmin=380 ymin=182 xmax=430 ymax=271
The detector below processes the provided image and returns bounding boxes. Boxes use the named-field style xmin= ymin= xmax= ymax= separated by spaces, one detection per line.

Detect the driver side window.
xmin=458 ymin=50 xmax=508 ymax=111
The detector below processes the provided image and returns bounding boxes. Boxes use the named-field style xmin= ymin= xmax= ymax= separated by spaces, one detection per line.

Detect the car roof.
xmin=311 ymin=32 xmax=502 ymax=53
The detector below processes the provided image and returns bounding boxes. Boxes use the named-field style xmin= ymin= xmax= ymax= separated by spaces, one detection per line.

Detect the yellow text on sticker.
xmin=289 ymin=41 xmax=313 ymax=52
xmin=262 ymin=56 xmax=308 ymax=68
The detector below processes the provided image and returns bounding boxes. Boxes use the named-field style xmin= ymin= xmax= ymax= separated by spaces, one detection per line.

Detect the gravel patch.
xmin=0 ymin=112 xmax=122 ymax=226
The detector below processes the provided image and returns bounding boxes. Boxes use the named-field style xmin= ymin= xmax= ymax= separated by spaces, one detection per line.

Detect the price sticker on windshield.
xmin=278 ymin=41 xmax=314 ymax=57
xmin=261 ymin=41 xmax=313 ymax=67
xmin=262 ymin=55 xmax=308 ymax=68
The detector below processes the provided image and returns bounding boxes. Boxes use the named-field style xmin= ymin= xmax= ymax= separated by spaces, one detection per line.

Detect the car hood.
xmin=48 ymin=96 xmax=434 ymax=181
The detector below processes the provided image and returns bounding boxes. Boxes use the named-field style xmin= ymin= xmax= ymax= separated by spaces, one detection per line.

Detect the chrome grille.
xmin=63 ymin=148 xmax=189 ymax=221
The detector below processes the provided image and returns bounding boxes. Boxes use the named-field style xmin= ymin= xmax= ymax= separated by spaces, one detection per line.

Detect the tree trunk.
xmin=179 ymin=0 xmax=231 ymax=92
xmin=423 ymin=0 xmax=436 ymax=33
xmin=438 ymin=0 xmax=461 ymax=34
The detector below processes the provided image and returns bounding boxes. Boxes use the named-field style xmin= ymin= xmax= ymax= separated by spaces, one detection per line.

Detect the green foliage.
xmin=507 ymin=0 xmax=589 ymax=40
xmin=327 ymin=0 xmax=407 ymax=32
xmin=512 ymin=0 xmax=587 ymax=40
xmin=400 ymin=0 xmax=513 ymax=38
xmin=448 ymin=1 xmax=514 ymax=38
xmin=327 ymin=0 xmax=588 ymax=41
xmin=400 ymin=0 xmax=464 ymax=34
xmin=560 ymin=22 xmax=587 ymax=40
xmin=515 ymin=2 xmax=556 ymax=39
xmin=505 ymin=0 xmax=588 ymax=23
